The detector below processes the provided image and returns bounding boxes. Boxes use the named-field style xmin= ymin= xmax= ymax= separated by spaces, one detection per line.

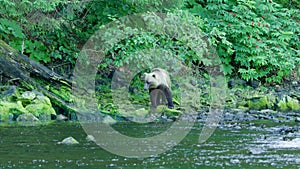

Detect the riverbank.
xmin=0 ymin=78 xmax=299 ymax=123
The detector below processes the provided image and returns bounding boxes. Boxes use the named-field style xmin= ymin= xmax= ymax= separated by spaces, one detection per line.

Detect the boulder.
xmin=58 ymin=136 xmax=79 ymax=145
xmin=16 ymin=113 xmax=39 ymax=122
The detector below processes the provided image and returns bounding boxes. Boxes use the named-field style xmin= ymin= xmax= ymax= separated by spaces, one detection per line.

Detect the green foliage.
xmin=126 ymin=0 xmax=185 ymax=12
xmin=94 ymin=11 xmax=208 ymax=74
xmin=187 ymin=0 xmax=300 ymax=83
xmin=1 ymin=0 xmax=299 ymax=83
xmin=0 ymin=0 xmax=81 ymax=65
xmin=274 ymin=0 xmax=300 ymax=9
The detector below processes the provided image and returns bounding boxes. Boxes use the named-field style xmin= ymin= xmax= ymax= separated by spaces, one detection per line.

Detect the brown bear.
xmin=144 ymin=68 xmax=174 ymax=109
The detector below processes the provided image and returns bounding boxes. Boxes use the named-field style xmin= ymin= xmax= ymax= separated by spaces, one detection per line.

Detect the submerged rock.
xmin=58 ymin=136 xmax=79 ymax=145
xmin=16 ymin=113 xmax=39 ymax=122
xmin=56 ymin=114 xmax=67 ymax=121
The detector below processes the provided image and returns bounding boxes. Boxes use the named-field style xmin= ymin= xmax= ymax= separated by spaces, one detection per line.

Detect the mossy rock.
xmin=247 ymin=95 xmax=276 ymax=110
xmin=58 ymin=136 xmax=79 ymax=145
xmin=25 ymin=95 xmax=56 ymax=120
xmin=16 ymin=113 xmax=39 ymax=122
xmin=25 ymin=103 xmax=56 ymax=120
xmin=277 ymin=95 xmax=300 ymax=111
xmin=286 ymin=96 xmax=300 ymax=111
xmin=0 ymin=101 xmax=28 ymax=121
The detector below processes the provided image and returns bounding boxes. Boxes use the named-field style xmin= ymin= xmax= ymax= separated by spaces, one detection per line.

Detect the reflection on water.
xmin=0 ymin=121 xmax=299 ymax=169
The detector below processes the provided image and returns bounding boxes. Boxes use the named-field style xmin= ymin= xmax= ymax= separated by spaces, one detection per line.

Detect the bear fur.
xmin=144 ymin=68 xmax=174 ymax=109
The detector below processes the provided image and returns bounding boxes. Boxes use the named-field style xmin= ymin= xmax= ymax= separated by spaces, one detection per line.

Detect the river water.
xmin=0 ymin=121 xmax=299 ymax=169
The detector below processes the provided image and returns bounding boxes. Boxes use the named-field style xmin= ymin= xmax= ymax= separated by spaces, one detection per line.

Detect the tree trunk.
xmin=0 ymin=40 xmax=74 ymax=112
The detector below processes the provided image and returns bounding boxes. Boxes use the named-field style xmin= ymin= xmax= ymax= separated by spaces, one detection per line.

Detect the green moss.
xmin=0 ymin=91 xmax=56 ymax=121
xmin=50 ymin=86 xmax=72 ymax=102
xmin=0 ymin=101 xmax=28 ymax=120
xmin=277 ymin=96 xmax=300 ymax=111
xmin=247 ymin=95 xmax=276 ymax=110
xmin=277 ymin=99 xmax=288 ymax=111
xmin=247 ymin=97 xmax=267 ymax=110
xmin=25 ymin=103 xmax=56 ymax=120
xmin=286 ymin=96 xmax=300 ymax=111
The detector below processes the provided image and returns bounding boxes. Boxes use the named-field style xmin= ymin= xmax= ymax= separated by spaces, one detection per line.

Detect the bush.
xmin=187 ymin=0 xmax=300 ymax=83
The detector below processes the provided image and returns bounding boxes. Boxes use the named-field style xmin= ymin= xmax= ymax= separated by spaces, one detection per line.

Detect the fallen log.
xmin=0 ymin=40 xmax=74 ymax=113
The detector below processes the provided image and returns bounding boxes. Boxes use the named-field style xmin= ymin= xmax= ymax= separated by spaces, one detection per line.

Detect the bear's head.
xmin=143 ymin=72 xmax=158 ymax=90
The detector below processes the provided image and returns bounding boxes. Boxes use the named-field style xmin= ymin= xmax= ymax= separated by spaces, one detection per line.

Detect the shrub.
xmin=187 ymin=0 xmax=300 ymax=83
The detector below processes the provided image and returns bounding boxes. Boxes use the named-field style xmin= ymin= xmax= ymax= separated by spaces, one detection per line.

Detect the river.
xmin=0 ymin=120 xmax=299 ymax=169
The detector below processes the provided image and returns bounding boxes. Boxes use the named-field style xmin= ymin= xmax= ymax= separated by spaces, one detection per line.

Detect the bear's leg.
xmin=161 ymin=92 xmax=167 ymax=105
xmin=156 ymin=90 xmax=162 ymax=106
xmin=149 ymin=89 xmax=159 ymax=109
xmin=160 ymin=85 xmax=174 ymax=109
xmin=155 ymin=87 xmax=166 ymax=106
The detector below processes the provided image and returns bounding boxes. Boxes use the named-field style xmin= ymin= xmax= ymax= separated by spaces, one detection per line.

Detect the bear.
xmin=143 ymin=68 xmax=174 ymax=109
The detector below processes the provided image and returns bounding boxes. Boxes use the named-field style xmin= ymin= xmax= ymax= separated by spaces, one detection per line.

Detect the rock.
xmin=291 ymin=81 xmax=298 ymax=86
xmin=58 ymin=136 xmax=79 ymax=145
xmin=247 ymin=80 xmax=260 ymax=88
xmin=21 ymin=91 xmax=36 ymax=100
xmin=25 ymin=103 xmax=56 ymax=120
xmin=277 ymin=126 xmax=297 ymax=134
xmin=9 ymin=113 xmax=14 ymax=121
xmin=295 ymin=117 xmax=300 ymax=123
xmin=86 ymin=135 xmax=96 ymax=142
xmin=223 ymin=112 xmax=234 ymax=121
xmin=16 ymin=113 xmax=39 ymax=122
xmin=56 ymin=114 xmax=67 ymax=121
xmin=260 ymin=109 xmax=276 ymax=114
xmin=274 ymin=85 xmax=281 ymax=92
xmin=227 ymin=79 xmax=235 ymax=88
xmin=249 ymin=148 xmax=264 ymax=155
xmin=25 ymin=95 xmax=56 ymax=120
xmin=230 ymin=159 xmax=241 ymax=164
xmin=103 ymin=115 xmax=117 ymax=125
xmin=0 ymin=101 xmax=28 ymax=120
xmin=34 ymin=95 xmax=52 ymax=105
xmin=2 ymin=86 xmax=17 ymax=98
